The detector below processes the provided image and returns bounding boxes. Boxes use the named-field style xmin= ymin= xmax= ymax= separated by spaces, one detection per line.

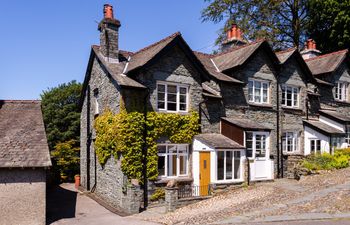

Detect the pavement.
xmin=244 ymin=219 xmax=350 ymax=225
xmin=47 ymin=183 xmax=160 ymax=225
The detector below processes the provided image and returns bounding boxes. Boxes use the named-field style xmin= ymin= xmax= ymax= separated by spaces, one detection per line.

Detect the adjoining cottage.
xmin=0 ymin=100 xmax=51 ymax=225
xmin=80 ymin=4 xmax=350 ymax=213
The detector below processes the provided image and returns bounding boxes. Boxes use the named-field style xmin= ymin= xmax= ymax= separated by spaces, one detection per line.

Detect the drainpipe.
xmin=86 ymin=85 xmax=91 ymax=191
xmin=142 ymin=88 xmax=150 ymax=209
xmin=246 ymin=147 xmax=250 ymax=186
xmin=276 ymin=78 xmax=281 ymax=178
xmin=306 ymin=96 xmax=309 ymax=120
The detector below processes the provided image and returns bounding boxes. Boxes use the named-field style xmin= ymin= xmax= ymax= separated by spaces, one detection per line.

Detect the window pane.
xmin=234 ymin=151 xmax=241 ymax=179
xmin=180 ymin=103 xmax=187 ymax=111
xmin=180 ymin=155 xmax=187 ymax=175
xmin=217 ymin=151 xmax=225 ymax=180
xmin=158 ymin=156 xmax=165 ymax=176
xmin=311 ymin=140 xmax=315 ymax=154
xmin=157 ymin=84 xmax=165 ymax=92
xmin=167 ymin=102 xmax=176 ymax=111
xmin=157 ymin=145 xmax=166 ymax=153
xmin=167 ymin=93 xmax=176 ymax=102
xmin=167 ymin=154 xmax=177 ymax=176
xmin=180 ymin=87 xmax=187 ymax=95
xmin=158 ymin=102 xmax=165 ymax=109
xmin=246 ymin=132 xmax=253 ymax=157
xmin=263 ymin=88 xmax=268 ymax=103
xmin=254 ymin=81 xmax=261 ymax=103
xmin=255 ymin=135 xmax=266 ymax=157
xmin=286 ymin=87 xmax=292 ymax=106
xmin=226 ymin=151 xmax=233 ymax=180
xmin=248 ymin=80 xmax=254 ymax=102
xmin=167 ymin=85 xmax=176 ymax=93
xmin=293 ymin=88 xmax=298 ymax=106
xmin=180 ymin=95 xmax=186 ymax=103
xmin=316 ymin=140 xmax=321 ymax=154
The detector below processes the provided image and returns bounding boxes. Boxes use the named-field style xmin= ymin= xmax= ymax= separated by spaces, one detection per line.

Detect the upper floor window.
xmin=93 ymin=88 xmax=99 ymax=115
xmin=335 ymin=82 xmax=348 ymax=101
xmin=282 ymin=132 xmax=299 ymax=153
xmin=246 ymin=131 xmax=269 ymax=159
xmin=281 ymin=85 xmax=299 ymax=108
xmin=157 ymin=82 xmax=188 ymax=112
xmin=248 ymin=79 xmax=269 ymax=104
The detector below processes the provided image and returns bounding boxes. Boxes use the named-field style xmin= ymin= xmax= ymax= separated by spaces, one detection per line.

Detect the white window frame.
xmin=157 ymin=144 xmax=189 ymax=178
xmin=310 ymin=139 xmax=321 ymax=155
xmin=248 ymin=79 xmax=270 ymax=104
xmin=216 ymin=150 xmax=244 ymax=182
xmin=156 ymin=81 xmax=189 ymax=113
xmin=245 ymin=131 xmax=270 ymax=159
xmin=282 ymin=132 xmax=299 ymax=153
xmin=335 ymin=82 xmax=348 ymax=102
xmin=94 ymin=90 xmax=100 ymax=115
xmin=281 ymin=85 xmax=299 ymax=108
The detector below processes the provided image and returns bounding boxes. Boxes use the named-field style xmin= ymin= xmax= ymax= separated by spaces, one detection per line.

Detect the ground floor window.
xmin=282 ymin=132 xmax=299 ymax=153
xmin=157 ymin=144 xmax=188 ymax=177
xmin=331 ymin=137 xmax=343 ymax=150
xmin=310 ymin=139 xmax=321 ymax=154
xmin=217 ymin=150 xmax=242 ymax=181
xmin=246 ymin=132 xmax=269 ymax=158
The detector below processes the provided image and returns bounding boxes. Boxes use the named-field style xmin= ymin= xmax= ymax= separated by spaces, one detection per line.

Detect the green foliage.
xmin=51 ymin=140 xmax=80 ymax=180
xmin=94 ymin=110 xmax=200 ymax=182
xmin=302 ymin=150 xmax=350 ymax=171
xmin=201 ymin=0 xmax=309 ymax=49
xmin=308 ymin=0 xmax=350 ymax=53
xmin=41 ymin=80 xmax=82 ymax=150
xmin=150 ymin=188 xmax=165 ymax=202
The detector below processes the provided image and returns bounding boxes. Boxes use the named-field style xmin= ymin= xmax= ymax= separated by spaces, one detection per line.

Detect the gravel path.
xmin=134 ymin=167 xmax=350 ymax=225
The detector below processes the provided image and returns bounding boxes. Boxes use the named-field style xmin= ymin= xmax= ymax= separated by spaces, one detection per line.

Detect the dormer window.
xmin=248 ymin=79 xmax=269 ymax=104
xmin=335 ymin=82 xmax=348 ymax=101
xmin=157 ymin=82 xmax=188 ymax=112
xmin=281 ymin=85 xmax=299 ymax=108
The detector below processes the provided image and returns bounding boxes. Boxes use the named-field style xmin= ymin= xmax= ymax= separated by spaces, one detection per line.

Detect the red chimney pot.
xmin=306 ymin=39 xmax=316 ymax=50
xmin=104 ymin=4 xmax=114 ymax=19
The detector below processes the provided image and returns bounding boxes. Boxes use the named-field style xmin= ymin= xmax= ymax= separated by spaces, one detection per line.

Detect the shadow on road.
xmin=46 ymin=185 xmax=77 ymax=225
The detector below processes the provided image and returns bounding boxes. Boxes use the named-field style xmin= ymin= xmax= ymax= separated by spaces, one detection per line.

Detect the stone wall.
xmin=0 ymin=168 xmax=46 ymax=225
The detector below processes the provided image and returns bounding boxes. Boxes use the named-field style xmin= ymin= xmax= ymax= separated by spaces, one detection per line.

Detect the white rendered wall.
xmin=304 ymin=126 xmax=330 ymax=155
xmin=319 ymin=116 xmax=345 ymax=132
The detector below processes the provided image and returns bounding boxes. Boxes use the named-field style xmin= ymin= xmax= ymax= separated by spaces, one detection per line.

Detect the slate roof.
xmin=276 ymin=47 xmax=297 ymax=64
xmin=194 ymin=51 xmax=243 ymax=83
xmin=0 ymin=100 xmax=51 ymax=168
xmin=304 ymin=120 xmax=345 ymax=135
xmin=221 ymin=117 xmax=271 ymax=130
xmin=194 ymin=133 xmax=244 ymax=149
xmin=319 ymin=110 xmax=350 ymax=123
xmin=305 ymin=49 xmax=348 ymax=75
xmin=202 ymin=83 xmax=222 ymax=99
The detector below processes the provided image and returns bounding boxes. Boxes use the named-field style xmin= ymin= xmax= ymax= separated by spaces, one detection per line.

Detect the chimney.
xmin=301 ymin=39 xmax=321 ymax=59
xmin=98 ymin=4 xmax=121 ymax=63
xmin=222 ymin=24 xmax=247 ymax=51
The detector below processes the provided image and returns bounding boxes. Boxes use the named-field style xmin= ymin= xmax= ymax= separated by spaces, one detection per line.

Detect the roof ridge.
xmin=212 ymin=39 xmax=266 ymax=58
xmin=132 ymin=32 xmax=181 ymax=56
xmin=305 ymin=49 xmax=348 ymax=62
xmin=276 ymin=47 xmax=297 ymax=54
xmin=193 ymin=51 xmax=212 ymax=57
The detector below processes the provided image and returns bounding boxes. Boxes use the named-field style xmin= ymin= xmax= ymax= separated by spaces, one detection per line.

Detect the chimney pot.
xmin=306 ymin=39 xmax=315 ymax=50
xmin=104 ymin=4 xmax=114 ymax=19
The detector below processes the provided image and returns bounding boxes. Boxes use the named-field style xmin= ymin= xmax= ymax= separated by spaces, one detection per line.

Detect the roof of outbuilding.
xmin=304 ymin=120 xmax=345 ymax=135
xmin=305 ymin=49 xmax=348 ymax=75
xmin=0 ymin=100 xmax=51 ymax=168
xmin=194 ymin=133 xmax=244 ymax=149
xmin=221 ymin=117 xmax=272 ymax=130
xmin=319 ymin=110 xmax=350 ymax=123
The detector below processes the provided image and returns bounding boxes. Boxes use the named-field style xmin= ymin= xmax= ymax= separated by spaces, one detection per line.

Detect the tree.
xmin=308 ymin=0 xmax=350 ymax=53
xmin=201 ymin=0 xmax=309 ymax=49
xmin=41 ymin=80 xmax=82 ymax=150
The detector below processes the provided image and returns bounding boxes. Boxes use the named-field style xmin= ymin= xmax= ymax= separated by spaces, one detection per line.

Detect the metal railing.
xmin=178 ymin=184 xmax=212 ymax=199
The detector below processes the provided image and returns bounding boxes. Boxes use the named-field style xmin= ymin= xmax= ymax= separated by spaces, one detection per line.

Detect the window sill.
xmin=212 ymin=179 xmax=244 ymax=185
xmin=248 ymin=103 xmax=273 ymax=109
xmin=335 ymin=100 xmax=350 ymax=106
xmin=156 ymin=110 xmax=189 ymax=115
xmin=282 ymin=151 xmax=303 ymax=156
xmin=155 ymin=176 xmax=193 ymax=184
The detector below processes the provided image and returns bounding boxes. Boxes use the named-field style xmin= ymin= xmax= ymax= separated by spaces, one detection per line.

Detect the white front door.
xmin=246 ymin=132 xmax=272 ymax=180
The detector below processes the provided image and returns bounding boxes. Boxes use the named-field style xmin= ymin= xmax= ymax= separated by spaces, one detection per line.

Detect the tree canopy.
xmin=308 ymin=0 xmax=350 ymax=53
xmin=41 ymin=80 xmax=82 ymax=150
xmin=201 ymin=0 xmax=309 ymax=49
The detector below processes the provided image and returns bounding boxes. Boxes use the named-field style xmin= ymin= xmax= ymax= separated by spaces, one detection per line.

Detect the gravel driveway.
xmin=47 ymin=183 xmax=159 ymax=225
xmin=133 ymin=167 xmax=350 ymax=225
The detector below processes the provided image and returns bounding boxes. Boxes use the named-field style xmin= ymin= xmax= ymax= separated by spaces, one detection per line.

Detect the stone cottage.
xmin=0 ymin=100 xmax=51 ymax=225
xmin=80 ymin=4 xmax=350 ymax=213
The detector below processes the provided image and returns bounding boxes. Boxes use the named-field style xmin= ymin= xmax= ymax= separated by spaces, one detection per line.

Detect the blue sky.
xmin=0 ymin=1 xmax=223 ymax=100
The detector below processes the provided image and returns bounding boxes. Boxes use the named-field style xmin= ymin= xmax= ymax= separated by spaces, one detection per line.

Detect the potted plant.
xmin=74 ymin=174 xmax=80 ymax=189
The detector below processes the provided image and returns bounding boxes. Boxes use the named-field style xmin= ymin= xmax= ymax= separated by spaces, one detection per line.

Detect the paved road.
xmin=47 ymin=183 xmax=159 ymax=225
xmin=245 ymin=219 xmax=350 ymax=225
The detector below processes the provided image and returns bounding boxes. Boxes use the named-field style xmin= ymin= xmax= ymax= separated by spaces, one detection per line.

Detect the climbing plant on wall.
xmin=94 ymin=109 xmax=199 ymax=182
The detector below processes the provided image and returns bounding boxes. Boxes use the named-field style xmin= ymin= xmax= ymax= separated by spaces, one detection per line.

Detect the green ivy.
xmin=94 ymin=109 xmax=199 ymax=182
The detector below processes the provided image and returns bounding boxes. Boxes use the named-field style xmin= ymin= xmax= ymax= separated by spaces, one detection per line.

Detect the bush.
xmin=150 ymin=188 xmax=165 ymax=202
xmin=302 ymin=150 xmax=350 ymax=172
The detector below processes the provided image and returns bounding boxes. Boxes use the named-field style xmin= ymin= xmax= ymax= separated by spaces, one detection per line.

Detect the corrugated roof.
xmin=0 ymin=100 xmax=51 ymax=168
xmin=305 ymin=49 xmax=348 ymax=75
xmin=221 ymin=117 xmax=271 ymax=130
xmin=304 ymin=120 xmax=345 ymax=135
xmin=194 ymin=133 xmax=244 ymax=149
xmin=319 ymin=110 xmax=350 ymax=123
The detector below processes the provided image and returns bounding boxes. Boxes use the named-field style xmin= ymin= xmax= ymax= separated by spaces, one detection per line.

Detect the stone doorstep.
xmin=78 ymin=186 xmax=131 ymax=217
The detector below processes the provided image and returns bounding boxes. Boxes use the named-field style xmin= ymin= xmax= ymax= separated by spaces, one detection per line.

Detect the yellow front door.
xmin=199 ymin=152 xmax=211 ymax=196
